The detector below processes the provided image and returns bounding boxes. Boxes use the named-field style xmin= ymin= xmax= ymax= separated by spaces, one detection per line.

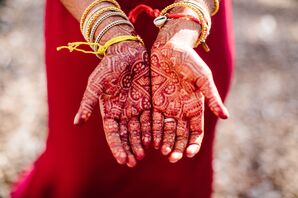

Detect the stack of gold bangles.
xmin=154 ymin=0 xmax=220 ymax=52
xmin=57 ymin=0 xmax=220 ymax=56
xmin=57 ymin=0 xmax=143 ymax=58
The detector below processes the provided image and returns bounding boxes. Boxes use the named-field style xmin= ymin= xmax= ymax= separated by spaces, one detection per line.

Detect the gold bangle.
xmin=159 ymin=2 xmax=210 ymax=49
xmin=83 ymin=6 xmax=126 ymax=41
xmin=186 ymin=1 xmax=211 ymax=25
xmin=201 ymin=0 xmax=219 ymax=16
xmin=211 ymin=0 xmax=220 ymax=16
xmin=80 ymin=0 xmax=121 ymax=33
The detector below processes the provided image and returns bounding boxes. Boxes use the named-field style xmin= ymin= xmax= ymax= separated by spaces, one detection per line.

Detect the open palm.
xmin=151 ymin=42 xmax=228 ymax=163
xmin=74 ymin=41 xmax=151 ymax=167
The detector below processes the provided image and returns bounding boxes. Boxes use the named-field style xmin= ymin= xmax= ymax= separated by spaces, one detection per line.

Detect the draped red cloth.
xmin=11 ymin=0 xmax=234 ymax=197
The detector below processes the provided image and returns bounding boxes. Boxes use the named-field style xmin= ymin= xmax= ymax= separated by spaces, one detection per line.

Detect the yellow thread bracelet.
xmin=57 ymin=35 xmax=144 ymax=57
xmin=80 ymin=0 xmax=121 ymax=33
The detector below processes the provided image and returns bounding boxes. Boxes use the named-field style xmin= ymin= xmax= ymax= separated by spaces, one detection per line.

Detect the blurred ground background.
xmin=0 ymin=0 xmax=297 ymax=197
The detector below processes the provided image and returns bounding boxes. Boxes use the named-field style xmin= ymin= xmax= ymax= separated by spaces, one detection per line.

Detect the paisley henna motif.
xmin=74 ymin=41 xmax=151 ymax=167
xmin=151 ymin=16 xmax=228 ymax=163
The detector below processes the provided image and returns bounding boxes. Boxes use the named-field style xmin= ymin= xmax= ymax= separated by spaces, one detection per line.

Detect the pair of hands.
xmin=73 ymin=19 xmax=229 ymax=167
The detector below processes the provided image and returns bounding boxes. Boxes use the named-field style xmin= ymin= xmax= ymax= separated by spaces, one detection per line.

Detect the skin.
xmin=74 ymin=41 xmax=151 ymax=167
xmin=60 ymin=0 xmax=228 ymax=166
xmin=151 ymin=1 xmax=229 ymax=163
xmin=60 ymin=0 xmax=151 ymax=167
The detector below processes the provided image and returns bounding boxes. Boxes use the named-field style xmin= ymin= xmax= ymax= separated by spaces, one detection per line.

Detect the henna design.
xmin=151 ymin=47 xmax=204 ymax=163
xmin=151 ymin=18 xmax=228 ymax=163
xmin=187 ymin=111 xmax=204 ymax=158
xmin=119 ymin=114 xmax=136 ymax=168
xmin=74 ymin=41 xmax=151 ymax=167
xmin=152 ymin=111 xmax=164 ymax=149
xmin=60 ymin=1 xmax=152 ymax=167
xmin=162 ymin=119 xmax=176 ymax=155
xmin=140 ymin=110 xmax=151 ymax=147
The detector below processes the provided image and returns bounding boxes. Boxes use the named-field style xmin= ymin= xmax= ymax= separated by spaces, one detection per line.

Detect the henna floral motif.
xmin=74 ymin=41 xmax=151 ymax=167
xmin=151 ymin=16 xmax=229 ymax=163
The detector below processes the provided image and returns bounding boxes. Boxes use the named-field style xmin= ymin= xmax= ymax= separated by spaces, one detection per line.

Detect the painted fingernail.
xmin=154 ymin=139 xmax=161 ymax=150
xmin=127 ymin=162 xmax=136 ymax=168
xmin=73 ymin=113 xmax=81 ymax=125
xmin=169 ymin=152 xmax=183 ymax=163
xmin=161 ymin=145 xmax=171 ymax=155
xmin=142 ymin=136 xmax=151 ymax=147
xmin=186 ymin=145 xmax=200 ymax=158
xmin=127 ymin=155 xmax=137 ymax=168
xmin=136 ymin=148 xmax=145 ymax=160
xmin=117 ymin=152 xmax=127 ymax=165
xmin=220 ymin=106 xmax=229 ymax=119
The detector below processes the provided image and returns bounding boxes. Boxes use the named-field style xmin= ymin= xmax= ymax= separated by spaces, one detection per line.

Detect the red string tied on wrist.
xmin=129 ymin=4 xmax=202 ymax=26
xmin=128 ymin=4 xmax=160 ymax=23
xmin=128 ymin=3 xmax=209 ymax=52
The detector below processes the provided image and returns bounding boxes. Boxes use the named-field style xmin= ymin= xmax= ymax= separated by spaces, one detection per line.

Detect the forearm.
xmin=60 ymin=0 xmax=93 ymax=21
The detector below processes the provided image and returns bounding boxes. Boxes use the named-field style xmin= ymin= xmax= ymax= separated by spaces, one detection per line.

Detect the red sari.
xmin=11 ymin=0 xmax=234 ymax=197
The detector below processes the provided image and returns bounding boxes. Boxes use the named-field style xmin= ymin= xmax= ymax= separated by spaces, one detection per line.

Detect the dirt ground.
xmin=0 ymin=0 xmax=297 ymax=197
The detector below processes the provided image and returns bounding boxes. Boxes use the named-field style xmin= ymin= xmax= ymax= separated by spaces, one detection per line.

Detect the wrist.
xmin=155 ymin=2 xmax=207 ymax=48
xmin=154 ymin=1 xmax=212 ymax=50
xmin=106 ymin=39 xmax=144 ymax=56
xmin=155 ymin=13 xmax=201 ymax=48
xmin=166 ymin=19 xmax=200 ymax=46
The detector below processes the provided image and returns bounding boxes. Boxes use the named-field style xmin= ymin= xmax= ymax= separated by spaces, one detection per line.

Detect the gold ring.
xmin=164 ymin=118 xmax=176 ymax=123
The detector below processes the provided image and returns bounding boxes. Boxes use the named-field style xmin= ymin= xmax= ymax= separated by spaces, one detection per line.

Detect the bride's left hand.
xmin=151 ymin=18 xmax=229 ymax=163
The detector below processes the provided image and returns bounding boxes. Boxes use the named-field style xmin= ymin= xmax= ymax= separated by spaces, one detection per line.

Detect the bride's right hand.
xmin=74 ymin=40 xmax=151 ymax=168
